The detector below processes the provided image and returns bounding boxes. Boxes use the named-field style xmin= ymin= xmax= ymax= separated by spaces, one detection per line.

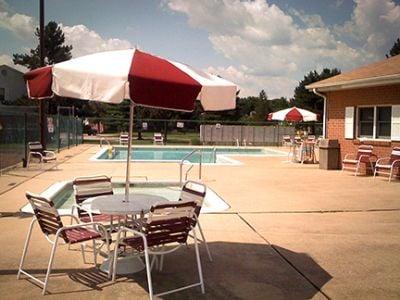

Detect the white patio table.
xmin=81 ymin=193 xmax=169 ymax=275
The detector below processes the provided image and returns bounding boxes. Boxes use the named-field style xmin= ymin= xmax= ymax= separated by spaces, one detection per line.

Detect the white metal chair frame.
xmin=17 ymin=193 xmax=110 ymax=295
xmin=27 ymin=142 xmax=57 ymax=169
xmin=180 ymin=180 xmax=213 ymax=262
xmin=153 ymin=133 xmax=164 ymax=145
xmin=119 ymin=132 xmax=129 ymax=145
xmin=111 ymin=201 xmax=204 ymax=299
xmin=374 ymin=157 xmax=400 ymax=182
xmin=342 ymin=146 xmax=376 ymax=176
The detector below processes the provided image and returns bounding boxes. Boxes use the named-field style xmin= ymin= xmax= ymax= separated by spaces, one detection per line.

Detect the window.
xmin=358 ymin=107 xmax=374 ymax=138
xmin=356 ymin=106 xmax=392 ymax=140
xmin=376 ymin=106 xmax=392 ymax=138
xmin=0 ymin=88 xmax=5 ymax=102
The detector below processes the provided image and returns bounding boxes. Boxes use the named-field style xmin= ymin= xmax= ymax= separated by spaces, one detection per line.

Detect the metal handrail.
xmin=179 ymin=149 xmax=202 ymax=186
xmin=100 ymin=137 xmax=111 ymax=147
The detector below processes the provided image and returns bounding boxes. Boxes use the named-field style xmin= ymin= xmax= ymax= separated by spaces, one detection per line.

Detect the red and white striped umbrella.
xmin=24 ymin=49 xmax=237 ymax=111
xmin=24 ymin=49 xmax=237 ymax=201
xmin=267 ymin=106 xmax=318 ymax=122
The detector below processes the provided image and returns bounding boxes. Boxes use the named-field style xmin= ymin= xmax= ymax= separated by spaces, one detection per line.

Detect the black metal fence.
xmin=0 ymin=109 xmax=83 ymax=170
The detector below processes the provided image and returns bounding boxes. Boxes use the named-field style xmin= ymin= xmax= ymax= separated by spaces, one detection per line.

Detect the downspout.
xmin=312 ymin=88 xmax=327 ymax=139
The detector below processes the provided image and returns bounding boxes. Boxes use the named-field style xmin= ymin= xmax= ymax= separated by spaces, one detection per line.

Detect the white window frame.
xmin=355 ymin=105 xmax=393 ymax=141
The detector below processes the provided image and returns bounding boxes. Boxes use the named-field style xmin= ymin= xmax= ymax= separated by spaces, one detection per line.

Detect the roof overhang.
xmin=306 ymin=73 xmax=400 ymax=92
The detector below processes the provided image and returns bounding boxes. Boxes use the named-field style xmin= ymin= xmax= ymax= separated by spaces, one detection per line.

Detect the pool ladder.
xmin=179 ymin=149 xmax=204 ymax=186
xmin=99 ymin=137 xmax=111 ymax=147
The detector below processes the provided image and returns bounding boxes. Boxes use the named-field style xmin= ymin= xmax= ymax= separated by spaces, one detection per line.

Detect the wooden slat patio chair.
xmin=153 ymin=132 xmax=164 ymax=145
xmin=27 ymin=141 xmax=57 ymax=169
xmin=73 ymin=175 xmax=123 ymax=227
xmin=17 ymin=192 xmax=110 ymax=295
xmin=342 ymin=145 xmax=377 ymax=176
xmin=374 ymin=147 xmax=400 ymax=182
xmin=111 ymin=200 xmax=204 ymax=299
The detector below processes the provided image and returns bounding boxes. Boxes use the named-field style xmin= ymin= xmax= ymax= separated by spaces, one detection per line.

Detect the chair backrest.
xmin=282 ymin=135 xmax=291 ymax=143
xmin=390 ymin=147 xmax=400 ymax=163
xmin=179 ymin=181 xmax=206 ymax=217
xmin=26 ymin=192 xmax=67 ymax=242
xmin=142 ymin=201 xmax=197 ymax=248
xmin=28 ymin=141 xmax=43 ymax=153
xmin=356 ymin=145 xmax=373 ymax=160
xmin=307 ymin=135 xmax=315 ymax=141
xmin=120 ymin=133 xmax=129 ymax=143
xmin=73 ymin=175 xmax=113 ymax=218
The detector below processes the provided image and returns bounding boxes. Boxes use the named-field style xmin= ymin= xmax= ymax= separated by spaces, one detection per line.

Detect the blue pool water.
xmin=95 ymin=147 xmax=284 ymax=163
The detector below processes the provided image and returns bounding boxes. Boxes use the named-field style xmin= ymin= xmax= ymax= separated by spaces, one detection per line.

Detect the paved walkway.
xmin=0 ymin=144 xmax=399 ymax=299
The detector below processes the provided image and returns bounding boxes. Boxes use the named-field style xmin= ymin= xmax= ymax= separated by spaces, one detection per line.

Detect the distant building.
xmin=0 ymin=64 xmax=26 ymax=103
xmin=307 ymin=55 xmax=400 ymax=160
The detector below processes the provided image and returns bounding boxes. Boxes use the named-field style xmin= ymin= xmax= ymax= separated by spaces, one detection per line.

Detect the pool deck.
xmin=0 ymin=144 xmax=399 ymax=299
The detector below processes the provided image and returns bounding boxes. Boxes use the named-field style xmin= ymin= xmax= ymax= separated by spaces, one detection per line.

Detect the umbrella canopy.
xmin=24 ymin=49 xmax=237 ymax=111
xmin=267 ymin=106 xmax=317 ymax=122
xmin=24 ymin=49 xmax=237 ymax=202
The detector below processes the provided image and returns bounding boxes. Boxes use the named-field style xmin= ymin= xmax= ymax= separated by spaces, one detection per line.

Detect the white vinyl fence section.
xmin=200 ymin=124 xmax=295 ymax=145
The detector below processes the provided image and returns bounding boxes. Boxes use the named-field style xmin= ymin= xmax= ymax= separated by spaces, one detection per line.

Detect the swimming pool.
xmin=92 ymin=146 xmax=286 ymax=164
xmin=20 ymin=181 xmax=230 ymax=215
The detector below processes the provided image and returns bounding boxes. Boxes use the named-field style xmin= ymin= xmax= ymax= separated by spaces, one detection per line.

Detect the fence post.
xmin=57 ymin=112 xmax=61 ymax=152
xmin=67 ymin=115 xmax=71 ymax=149
xmin=277 ymin=123 xmax=280 ymax=146
xmin=163 ymin=120 xmax=168 ymax=144
xmin=23 ymin=113 xmax=28 ymax=167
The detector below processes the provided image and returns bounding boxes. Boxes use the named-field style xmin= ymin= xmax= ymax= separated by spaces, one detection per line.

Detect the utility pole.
xmin=39 ymin=0 xmax=46 ymax=148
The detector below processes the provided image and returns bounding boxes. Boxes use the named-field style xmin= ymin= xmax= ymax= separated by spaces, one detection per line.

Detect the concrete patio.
xmin=0 ymin=144 xmax=399 ymax=299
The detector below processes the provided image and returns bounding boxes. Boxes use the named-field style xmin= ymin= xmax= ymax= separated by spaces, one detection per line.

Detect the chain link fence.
xmin=0 ymin=108 xmax=83 ymax=170
xmin=86 ymin=117 xmax=323 ymax=146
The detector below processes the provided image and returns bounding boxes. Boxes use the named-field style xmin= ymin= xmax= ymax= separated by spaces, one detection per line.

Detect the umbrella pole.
xmin=124 ymin=101 xmax=134 ymax=202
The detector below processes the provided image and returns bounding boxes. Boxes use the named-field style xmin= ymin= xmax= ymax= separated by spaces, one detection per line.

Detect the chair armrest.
xmin=71 ymin=203 xmax=94 ymax=222
xmin=358 ymin=154 xmax=376 ymax=163
xmin=43 ymin=150 xmax=56 ymax=158
xmin=59 ymin=213 xmax=80 ymax=224
xmin=376 ymin=157 xmax=391 ymax=165
xmin=30 ymin=151 xmax=43 ymax=159
xmin=392 ymin=159 xmax=400 ymax=168
xmin=343 ymin=153 xmax=356 ymax=161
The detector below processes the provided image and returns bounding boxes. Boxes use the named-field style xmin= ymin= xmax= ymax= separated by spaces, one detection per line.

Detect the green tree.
xmin=386 ymin=38 xmax=400 ymax=58
xmin=13 ymin=21 xmax=72 ymax=70
xmin=293 ymin=68 xmax=341 ymax=113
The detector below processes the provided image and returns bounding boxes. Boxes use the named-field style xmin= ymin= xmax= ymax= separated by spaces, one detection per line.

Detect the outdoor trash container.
xmin=319 ymin=139 xmax=340 ymax=170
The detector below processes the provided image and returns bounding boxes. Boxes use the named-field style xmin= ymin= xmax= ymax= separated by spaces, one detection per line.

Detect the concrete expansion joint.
xmin=236 ymin=213 xmax=332 ymax=300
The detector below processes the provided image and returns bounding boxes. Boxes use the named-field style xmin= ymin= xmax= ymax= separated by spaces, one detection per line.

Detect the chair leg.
xmin=43 ymin=238 xmax=59 ymax=295
xmin=159 ymin=246 xmax=165 ymax=272
xmin=197 ymin=222 xmax=213 ymax=262
xmin=192 ymin=229 xmax=205 ymax=294
xmin=143 ymin=245 xmax=154 ymax=300
xmin=92 ymin=240 xmax=97 ymax=265
xmin=80 ymin=244 xmax=87 ymax=264
xmin=355 ymin=162 xmax=360 ymax=176
xmin=17 ymin=218 xmax=36 ymax=279
xmin=389 ymin=168 xmax=393 ymax=183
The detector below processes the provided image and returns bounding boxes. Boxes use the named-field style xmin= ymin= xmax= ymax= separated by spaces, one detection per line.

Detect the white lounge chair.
xmin=342 ymin=145 xmax=376 ymax=176
xmin=374 ymin=147 xmax=400 ymax=182
xmin=153 ymin=133 xmax=164 ymax=145
xmin=27 ymin=141 xmax=57 ymax=169
xmin=119 ymin=132 xmax=129 ymax=145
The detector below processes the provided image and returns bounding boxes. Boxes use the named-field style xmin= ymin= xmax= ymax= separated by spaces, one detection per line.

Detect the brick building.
xmin=306 ymin=55 xmax=400 ymax=161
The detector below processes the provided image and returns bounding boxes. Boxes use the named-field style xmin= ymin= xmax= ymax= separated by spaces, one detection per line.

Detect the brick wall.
xmin=326 ymin=84 xmax=400 ymax=165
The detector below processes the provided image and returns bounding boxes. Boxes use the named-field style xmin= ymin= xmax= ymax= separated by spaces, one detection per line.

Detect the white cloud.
xmin=60 ymin=24 xmax=133 ymax=58
xmin=0 ymin=11 xmax=36 ymax=39
xmin=166 ymin=0 xmax=400 ymax=98
xmin=0 ymin=53 xmax=27 ymax=72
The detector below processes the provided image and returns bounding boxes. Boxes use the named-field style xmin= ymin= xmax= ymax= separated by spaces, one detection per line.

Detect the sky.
xmin=0 ymin=0 xmax=399 ymax=98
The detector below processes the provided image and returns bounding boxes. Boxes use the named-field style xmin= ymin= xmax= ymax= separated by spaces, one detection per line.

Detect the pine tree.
xmin=13 ymin=21 xmax=72 ymax=70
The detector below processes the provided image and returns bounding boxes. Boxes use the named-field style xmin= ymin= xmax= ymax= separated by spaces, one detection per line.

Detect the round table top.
xmin=81 ymin=193 xmax=169 ymax=215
